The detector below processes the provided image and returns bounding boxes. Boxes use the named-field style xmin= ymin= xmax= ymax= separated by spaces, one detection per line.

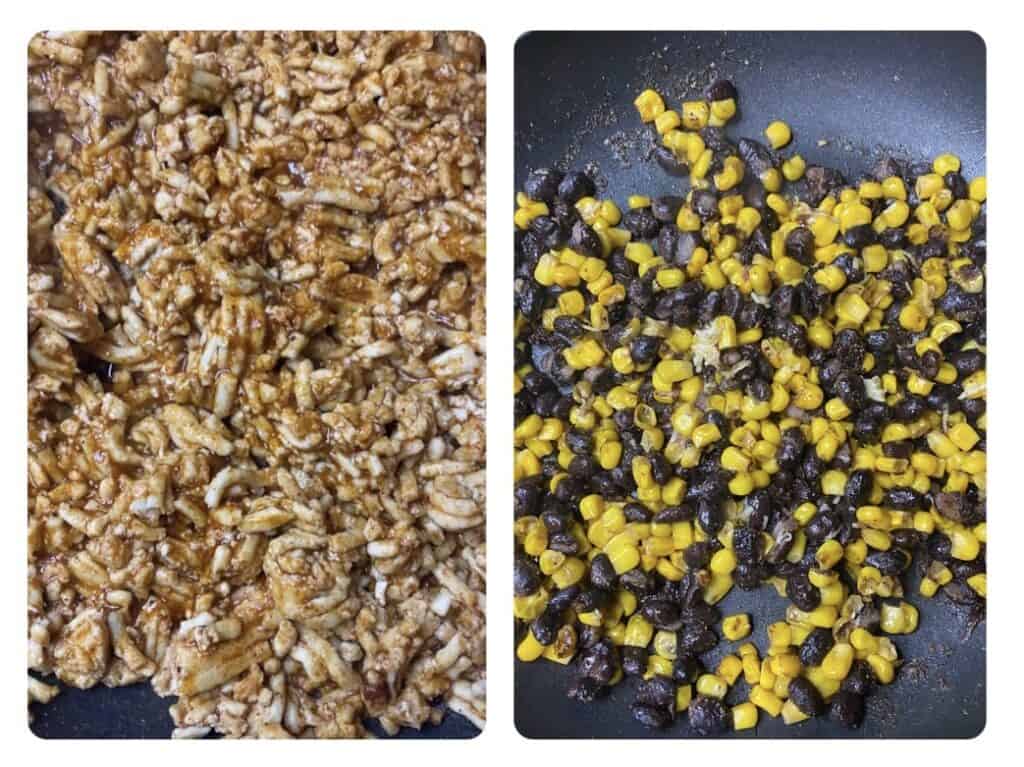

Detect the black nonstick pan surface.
xmin=514 ymin=30 xmax=986 ymax=739
xmin=29 ymin=676 xmax=479 ymax=738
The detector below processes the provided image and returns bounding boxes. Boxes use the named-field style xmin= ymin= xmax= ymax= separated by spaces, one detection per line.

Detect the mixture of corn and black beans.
xmin=513 ymin=78 xmax=986 ymax=734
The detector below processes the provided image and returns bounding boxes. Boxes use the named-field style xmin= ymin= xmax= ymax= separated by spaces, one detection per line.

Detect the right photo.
xmin=513 ymin=31 xmax=986 ymax=738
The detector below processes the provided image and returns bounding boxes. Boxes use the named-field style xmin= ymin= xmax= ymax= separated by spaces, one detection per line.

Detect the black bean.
xmin=622 ymin=207 xmax=660 ymax=239
xmin=678 ymin=624 xmax=718 ymax=655
xmin=949 ymin=349 xmax=985 ymax=377
xmin=883 ymin=487 xmax=925 ymax=510
xmin=732 ymin=527 xmax=760 ymax=563
xmin=786 ymin=572 xmax=822 ymax=611
xmin=672 ymin=655 xmax=704 ymax=685
xmin=688 ymin=696 xmax=731 ymax=736
xmin=705 ymin=79 xmax=737 ymax=102
xmin=830 ymin=691 xmax=866 ymax=728
xmin=864 ymin=548 xmax=911 ymax=575
xmin=577 ymin=639 xmax=617 ymax=683
xmin=683 ymin=541 xmax=714 ymax=570
xmin=691 ymin=189 xmax=719 ymax=220
xmin=556 ymin=171 xmax=595 ymax=204
xmin=653 ymin=144 xmax=689 ymax=176
xmin=636 ymin=675 xmax=677 ymax=711
xmin=640 ymin=599 xmax=682 ymax=630
xmin=834 ymin=371 xmax=866 ymax=411
xmin=785 ymin=226 xmax=816 ymax=265
xmin=842 ymin=660 xmax=875 ymax=696
xmin=696 ymin=499 xmax=725 ymax=536
xmin=843 ymin=469 xmax=873 ymax=506
xmin=620 ymin=568 xmax=656 ymax=597
xmin=566 ymin=675 xmax=604 ymax=703
xmin=568 ymin=219 xmax=602 ymax=258
xmin=622 ymin=646 xmax=647 ymax=677
xmin=843 ymin=224 xmax=878 ymax=250
xmin=788 ymin=677 xmax=826 ymax=716
xmin=877 ymin=228 xmax=907 ymax=251
xmin=589 ymin=553 xmax=618 ymax=590
xmin=679 ymin=601 xmax=720 ymax=628
xmin=651 ymin=195 xmax=685 ymax=222
xmin=632 ymin=703 xmax=671 ymax=729
xmin=944 ymin=171 xmax=969 ymax=200
xmin=531 ymin=609 xmax=561 ymax=646
xmin=524 ymin=167 xmax=563 ymax=203
xmin=799 ymin=627 xmax=835 ymax=667
xmin=513 ymin=556 xmax=542 ymax=596
xmin=629 ymin=334 xmax=660 ymax=366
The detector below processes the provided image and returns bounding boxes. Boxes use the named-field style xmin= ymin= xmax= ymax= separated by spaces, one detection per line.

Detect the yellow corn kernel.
xmin=781 ymin=699 xmax=810 ymax=726
xmin=722 ymin=613 xmax=752 ymax=642
xmin=634 ymin=89 xmax=666 ymax=123
xmin=709 ymin=550 xmax=738 ymax=579
xmin=765 ymin=120 xmax=792 ymax=149
xmin=749 ymin=685 xmax=784 ymax=717
xmin=733 ymin=701 xmax=759 ymax=731
xmin=681 ymin=100 xmax=710 ymax=130
xmin=697 ymin=673 xmax=728 ymax=699
xmin=782 ymin=154 xmax=806 ymax=181
xmin=933 ymin=153 xmax=961 ymax=176
xmin=821 ymin=642 xmax=854 ymax=680
xmin=517 ymin=631 xmax=546 ymax=661
xmin=969 ymin=176 xmax=987 ymax=203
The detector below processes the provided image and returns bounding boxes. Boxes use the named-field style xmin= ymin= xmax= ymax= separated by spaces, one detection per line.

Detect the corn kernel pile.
xmin=513 ymin=78 xmax=986 ymax=734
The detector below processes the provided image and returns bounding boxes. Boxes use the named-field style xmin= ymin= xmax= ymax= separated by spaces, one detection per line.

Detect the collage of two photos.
xmin=25 ymin=27 xmax=987 ymax=741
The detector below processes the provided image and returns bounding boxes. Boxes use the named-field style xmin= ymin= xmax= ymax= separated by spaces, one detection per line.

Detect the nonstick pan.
xmin=29 ymin=678 xmax=479 ymax=739
xmin=514 ymin=30 xmax=986 ymax=739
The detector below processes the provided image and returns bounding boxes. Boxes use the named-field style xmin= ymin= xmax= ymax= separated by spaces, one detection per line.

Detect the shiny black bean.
xmin=577 ymin=639 xmax=617 ymax=683
xmin=864 ymin=548 xmax=911 ymax=575
xmin=678 ymin=623 xmax=718 ymax=655
xmin=556 ymin=171 xmax=595 ymax=203
xmin=843 ymin=224 xmax=878 ymax=250
xmin=830 ymin=691 xmax=866 ymax=728
xmin=622 ymin=207 xmax=660 ymax=239
xmin=523 ymin=167 xmax=563 ymax=203
xmin=785 ymin=226 xmax=816 ymax=265
xmin=619 ymin=568 xmax=656 ymax=597
xmin=640 ymin=599 xmax=682 ymax=629
xmin=672 ymin=655 xmax=704 ymax=685
xmin=652 ymin=195 xmax=685 ymax=223
xmin=842 ymin=660 xmax=875 ymax=696
xmin=640 ymin=499 xmax=682 ymax=526
xmin=546 ymin=585 xmax=580 ymax=614
xmin=688 ymin=696 xmax=731 ymax=736
xmin=624 ymin=503 xmax=652 ymax=523
xmin=568 ymin=219 xmax=602 ymax=258
xmin=531 ymin=609 xmax=561 ymax=646
xmin=799 ymin=627 xmax=835 ymax=667
xmin=636 ymin=675 xmax=677 ymax=711
xmin=691 ymin=189 xmax=719 ymax=220
xmin=950 ymin=349 xmax=985 ymax=377
xmin=653 ymin=144 xmax=689 ymax=176
xmin=589 ymin=553 xmax=618 ymax=590
xmin=632 ymin=703 xmax=671 ymax=729
xmin=732 ymin=527 xmax=760 ymax=563
xmin=789 ymin=677 xmax=826 ymax=716
xmin=786 ymin=572 xmax=821 ymax=611
xmin=883 ymin=487 xmax=926 ymax=510
xmin=513 ymin=556 xmax=542 ymax=596
xmin=705 ymin=78 xmax=737 ymax=102
xmin=683 ymin=541 xmax=714 ymax=570
xmin=696 ymin=499 xmax=725 ymax=536
xmin=622 ymin=646 xmax=647 ymax=677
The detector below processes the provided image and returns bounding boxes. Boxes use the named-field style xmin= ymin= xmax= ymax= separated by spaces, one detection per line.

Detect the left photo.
xmin=27 ymin=31 xmax=486 ymax=739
